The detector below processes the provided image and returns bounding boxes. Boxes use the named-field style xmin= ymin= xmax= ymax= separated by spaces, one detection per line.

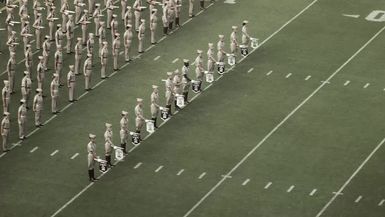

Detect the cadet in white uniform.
xmin=66 ymin=14 xmax=75 ymax=54
xmin=194 ymin=50 xmax=204 ymax=82
xmin=121 ymin=0 xmax=128 ymax=20
xmin=32 ymin=13 xmax=43 ymax=50
xmin=74 ymin=0 xmax=84 ymax=23
xmin=87 ymin=134 xmax=98 ymax=182
xmin=93 ymin=4 xmax=102 ymax=36
xmin=175 ymin=0 xmax=181 ymax=27
xmin=1 ymin=112 xmax=10 ymax=153
xmin=6 ymin=52 xmax=16 ymax=94
xmin=104 ymin=123 xmax=115 ymax=167
xmin=55 ymin=24 xmax=64 ymax=48
xmin=150 ymin=85 xmax=160 ymax=128
xmin=98 ymin=21 xmax=106 ymax=56
xmin=182 ymin=60 xmax=192 ymax=103
xmin=55 ymin=45 xmax=64 ymax=86
xmin=87 ymin=33 xmax=95 ymax=65
xmin=67 ymin=65 xmax=76 ymax=102
xmin=78 ymin=9 xmax=90 ymax=45
xmin=37 ymin=56 xmax=46 ymax=91
xmin=173 ymin=69 xmax=183 ymax=109
xmin=47 ymin=6 xmax=57 ymax=41
xmin=207 ymin=42 xmax=216 ymax=73
xmin=110 ymin=14 xmax=119 ymax=41
xmin=84 ymin=54 xmax=93 ymax=90
xmin=21 ymin=71 xmax=32 ymax=108
xmin=137 ymin=19 xmax=145 ymax=53
xmin=124 ymin=6 xmax=133 ymax=27
xmin=217 ymin=34 xmax=226 ymax=63
xmin=33 ymin=88 xmax=44 ymax=127
xmin=165 ymin=72 xmax=174 ymax=115
xmin=42 ymin=36 xmax=51 ymax=70
xmin=230 ymin=26 xmax=238 ymax=54
xmin=167 ymin=0 xmax=175 ymax=30
xmin=241 ymin=20 xmax=251 ymax=46
xmin=135 ymin=98 xmax=145 ymax=134
xmin=18 ymin=99 xmax=27 ymax=140
xmin=60 ymin=0 xmax=69 ymax=33
xmin=133 ymin=0 xmax=143 ymax=32
xmin=74 ymin=37 xmax=83 ymax=75
xmin=25 ymin=45 xmax=33 ymax=74
xmin=106 ymin=0 xmax=116 ymax=29
xmin=150 ymin=9 xmax=158 ymax=44
xmin=162 ymin=11 xmax=168 ymax=35
xmin=119 ymin=111 xmax=129 ymax=154
xmin=20 ymin=21 xmax=31 ymax=52
xmin=112 ymin=33 xmax=121 ymax=71
xmin=189 ymin=0 xmax=194 ymax=17
xmin=2 ymin=81 xmax=11 ymax=113
xmin=123 ymin=24 xmax=133 ymax=62
xmin=100 ymin=41 xmax=108 ymax=79
xmin=50 ymin=73 xmax=60 ymax=114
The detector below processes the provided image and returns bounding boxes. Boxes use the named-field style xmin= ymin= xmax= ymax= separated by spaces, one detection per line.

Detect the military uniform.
xmin=123 ymin=24 xmax=133 ymax=61
xmin=74 ymin=37 xmax=83 ymax=75
xmin=18 ymin=99 xmax=27 ymax=140
xmin=21 ymin=72 xmax=32 ymax=107
xmin=6 ymin=52 xmax=16 ymax=94
xmin=217 ymin=34 xmax=226 ymax=62
xmin=189 ymin=0 xmax=194 ymax=17
xmin=207 ymin=43 xmax=216 ymax=73
xmin=120 ymin=111 xmax=129 ymax=153
xmin=87 ymin=33 xmax=95 ymax=65
xmin=106 ymin=0 xmax=115 ymax=29
xmin=98 ymin=22 xmax=106 ymax=57
xmin=32 ymin=13 xmax=43 ymax=49
xmin=66 ymin=15 xmax=75 ymax=54
xmin=33 ymin=88 xmax=44 ymax=127
xmin=133 ymin=0 xmax=143 ymax=32
xmin=165 ymin=72 xmax=174 ymax=115
xmin=55 ymin=24 xmax=64 ymax=48
xmin=78 ymin=9 xmax=90 ymax=45
xmin=150 ymin=85 xmax=160 ymax=128
xmin=112 ymin=33 xmax=121 ymax=70
xmin=47 ymin=6 xmax=56 ymax=41
xmin=74 ymin=0 xmax=84 ymax=23
xmin=42 ymin=36 xmax=51 ymax=70
xmin=175 ymin=0 xmax=181 ymax=27
xmin=124 ymin=6 xmax=133 ymax=27
xmin=37 ymin=56 xmax=46 ymax=91
xmin=135 ymin=98 xmax=145 ymax=133
xmin=230 ymin=26 xmax=238 ymax=54
xmin=87 ymin=134 xmax=97 ymax=182
xmin=104 ymin=123 xmax=114 ymax=167
xmin=84 ymin=54 xmax=93 ymax=90
xmin=60 ymin=0 xmax=69 ymax=34
xmin=2 ymin=81 xmax=11 ymax=113
xmin=93 ymin=4 xmax=102 ymax=36
xmin=194 ymin=50 xmax=204 ymax=81
xmin=241 ymin=20 xmax=250 ymax=46
xmin=150 ymin=9 xmax=158 ymax=44
xmin=137 ymin=19 xmax=145 ymax=53
xmin=50 ymin=74 xmax=60 ymax=114
xmin=67 ymin=65 xmax=76 ymax=102
xmin=182 ymin=59 xmax=191 ymax=103
xmin=173 ymin=70 xmax=183 ymax=109
xmin=110 ymin=14 xmax=119 ymax=41
xmin=121 ymin=0 xmax=128 ymax=20
xmin=20 ymin=21 xmax=31 ymax=52
xmin=1 ymin=112 xmax=10 ymax=152
xmin=100 ymin=41 xmax=108 ymax=79
xmin=55 ymin=45 xmax=64 ymax=85
xmin=25 ymin=45 xmax=33 ymax=74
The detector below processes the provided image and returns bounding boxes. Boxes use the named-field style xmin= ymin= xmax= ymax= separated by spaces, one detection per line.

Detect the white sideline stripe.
xmin=198 ymin=172 xmax=206 ymax=179
xmin=285 ymin=73 xmax=292 ymax=78
xmin=247 ymin=68 xmax=254 ymax=73
xmin=186 ymin=1 xmax=385 ymax=216
xmin=203 ymin=83 xmax=213 ymax=91
xmin=182 ymin=18 xmax=193 ymax=26
xmin=242 ymin=179 xmax=250 ymax=186
xmin=316 ymin=137 xmax=385 ymax=217
xmin=310 ymin=189 xmax=317 ymax=196
xmin=363 ymin=83 xmax=370 ymax=88
xmin=26 ymin=128 xmax=39 ymax=138
xmin=44 ymin=115 xmax=57 ymax=125
xmin=154 ymin=55 xmax=161 ymax=61
xmin=378 ymin=199 xmax=385 ymax=206
xmin=155 ymin=165 xmax=164 ymax=173
xmin=172 ymin=58 xmax=179 ymax=63
xmin=0 ymin=152 xmax=6 ymax=158
xmin=158 ymin=36 xmax=167 ymax=43
xmin=264 ymin=182 xmax=272 ymax=189
xmin=30 ymin=146 xmax=39 ymax=153
xmin=177 ymin=169 xmax=185 ymax=176
xmin=287 ymin=185 xmax=295 ymax=193
xmin=305 ymin=75 xmax=312 ymax=80
xmin=266 ymin=70 xmax=273 ymax=76
xmin=134 ymin=162 xmax=142 ymax=169
xmin=355 ymin=195 xmax=362 ymax=203
xmin=50 ymin=150 xmax=59 ymax=156
xmin=344 ymin=80 xmax=350 ymax=86
xmin=109 ymin=70 xmax=119 ymax=77
xmin=93 ymin=79 xmax=106 ymax=88
xmin=70 ymin=153 xmax=79 ymax=160
xmin=119 ymin=62 xmax=130 ymax=69
xmin=196 ymin=10 xmax=204 ymax=16
xmin=60 ymin=103 xmax=74 ymax=112
xmin=77 ymin=91 xmax=89 ymax=100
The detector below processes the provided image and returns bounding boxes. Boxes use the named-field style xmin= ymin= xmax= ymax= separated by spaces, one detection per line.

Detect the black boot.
xmin=200 ymin=0 xmax=204 ymax=9
xmin=163 ymin=27 xmax=168 ymax=35
xmin=184 ymin=92 xmax=189 ymax=103
xmin=106 ymin=155 xmax=114 ymax=167
xmin=91 ymin=169 xmax=98 ymax=181
xmin=121 ymin=143 xmax=127 ymax=154
xmin=167 ymin=105 xmax=172 ymax=116
xmin=169 ymin=22 xmax=173 ymax=30
xmin=152 ymin=117 xmax=158 ymax=128
xmin=175 ymin=100 xmax=180 ymax=110
xmin=88 ymin=169 xmax=93 ymax=182
xmin=175 ymin=18 xmax=180 ymax=27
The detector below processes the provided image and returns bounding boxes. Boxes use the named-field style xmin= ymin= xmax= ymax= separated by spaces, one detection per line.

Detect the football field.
xmin=0 ymin=0 xmax=385 ymax=216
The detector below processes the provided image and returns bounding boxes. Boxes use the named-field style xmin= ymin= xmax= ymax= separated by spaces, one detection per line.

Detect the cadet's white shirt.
xmin=230 ymin=31 xmax=237 ymax=43
xmin=51 ymin=79 xmax=59 ymax=96
xmin=87 ymin=141 xmax=96 ymax=153
xmin=138 ymin=23 xmax=145 ymax=36
xmin=21 ymin=76 xmax=32 ymax=88
xmin=18 ymin=105 xmax=27 ymax=123
xmin=217 ymin=40 xmax=225 ymax=52
xmin=120 ymin=117 xmax=128 ymax=130
xmin=33 ymin=94 xmax=43 ymax=110
xmin=182 ymin=65 xmax=189 ymax=75
xmin=104 ymin=130 xmax=113 ymax=143
xmin=135 ymin=105 xmax=144 ymax=120
xmin=124 ymin=29 xmax=133 ymax=44
xmin=2 ymin=87 xmax=10 ymax=99
xmin=151 ymin=92 xmax=159 ymax=105
xmin=195 ymin=56 xmax=203 ymax=67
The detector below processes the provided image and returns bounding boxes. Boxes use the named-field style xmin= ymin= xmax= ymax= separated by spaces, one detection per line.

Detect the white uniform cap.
xmin=11 ymin=31 xmax=16 ymax=34
xmin=166 ymin=71 xmax=173 ymax=76
xmin=24 ymin=21 xmax=29 ymax=24
xmin=126 ymin=24 xmax=132 ymax=28
xmin=197 ymin=50 xmax=203 ymax=54
xmin=24 ymin=71 xmax=29 ymax=75
xmin=112 ymin=14 xmax=117 ymax=18
xmin=77 ymin=37 xmax=82 ymax=41
xmin=3 ymin=112 xmax=10 ymax=116
xmin=38 ymin=56 xmax=43 ymax=60
xmin=243 ymin=20 xmax=249 ymax=24
xmin=26 ymin=44 xmax=32 ymax=48
xmin=183 ymin=59 xmax=189 ymax=63
xmin=68 ymin=14 xmax=73 ymax=18
xmin=51 ymin=6 xmax=56 ymax=9
xmin=137 ymin=98 xmax=143 ymax=103
xmin=152 ymin=85 xmax=158 ymax=89
xmin=126 ymin=6 xmax=131 ymax=9
xmin=53 ymin=73 xmax=59 ymax=77
xmin=69 ymin=65 xmax=75 ymax=69
xmin=84 ymin=9 xmax=88 ymax=12
xmin=115 ymin=33 xmax=120 ymax=36
xmin=219 ymin=34 xmax=224 ymax=38
xmin=3 ymin=80 xmax=9 ymax=85
xmin=121 ymin=110 xmax=128 ymax=115
xmin=37 ymin=13 xmax=42 ymax=16
xmin=232 ymin=26 xmax=238 ymax=30
xmin=95 ymin=3 xmax=100 ymax=6
xmin=152 ymin=9 xmax=158 ymax=12
xmin=141 ymin=19 xmax=145 ymax=22
xmin=20 ymin=99 xmax=26 ymax=103
xmin=89 ymin=134 xmax=96 ymax=139
xmin=208 ymin=43 xmax=213 ymax=47
xmin=87 ymin=53 xmax=92 ymax=57
xmin=45 ymin=35 xmax=50 ymax=39
xmin=105 ymin=123 xmax=112 ymax=128
xmin=57 ymin=24 xmax=62 ymax=27
xmin=103 ymin=41 xmax=108 ymax=44
xmin=100 ymin=21 xmax=105 ymax=24
xmin=36 ymin=88 xmax=43 ymax=92
xmin=174 ymin=69 xmax=180 ymax=74
xmin=89 ymin=33 xmax=94 ymax=36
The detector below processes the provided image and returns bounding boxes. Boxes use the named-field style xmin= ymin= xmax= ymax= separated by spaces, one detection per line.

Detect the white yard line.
xmin=285 ymin=73 xmax=292 ymax=78
xmin=50 ymin=149 xmax=59 ymax=156
xmin=363 ymin=83 xmax=370 ymax=88
xmin=354 ymin=195 xmax=362 ymax=203
xmin=266 ymin=70 xmax=273 ymax=76
xmin=309 ymin=189 xmax=317 ymax=196
xmin=198 ymin=172 xmax=206 ymax=179
xmin=242 ymin=179 xmax=250 ymax=186
xmin=26 ymin=128 xmax=40 ymax=138
xmin=30 ymin=146 xmax=39 ymax=153
xmin=70 ymin=153 xmax=79 ymax=160
xmin=172 ymin=58 xmax=179 ymax=63
xmin=247 ymin=68 xmax=254 ymax=73
xmin=264 ymin=182 xmax=272 ymax=189
xmin=154 ymin=55 xmax=161 ymax=61
xmin=155 ymin=165 xmax=164 ymax=173
xmin=316 ymin=137 xmax=385 ymax=216
xmin=344 ymin=80 xmax=350 ymax=86
xmin=287 ymin=185 xmax=295 ymax=193
xmin=305 ymin=75 xmax=312 ymax=80
xmin=378 ymin=199 xmax=385 ymax=206
xmin=177 ymin=169 xmax=185 ymax=176
xmin=134 ymin=162 xmax=142 ymax=169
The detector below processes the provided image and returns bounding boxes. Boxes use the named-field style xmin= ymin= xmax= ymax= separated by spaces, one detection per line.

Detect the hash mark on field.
xmin=155 ymin=165 xmax=164 ymax=173
xmin=70 ymin=153 xmax=79 ymax=159
xmin=266 ymin=70 xmax=273 ymax=76
xmin=177 ymin=169 xmax=185 ymax=176
xmin=310 ymin=189 xmax=317 ymax=196
xmin=285 ymin=73 xmax=292 ymax=78
xmin=198 ymin=172 xmax=206 ymax=179
xmin=344 ymin=80 xmax=350 ymax=86
xmin=30 ymin=146 xmax=39 ymax=153
xmin=305 ymin=75 xmax=311 ymax=80
xmin=50 ymin=150 xmax=59 ymax=156
xmin=247 ymin=68 xmax=254 ymax=73
xmin=264 ymin=182 xmax=272 ymax=189
xmin=363 ymin=83 xmax=370 ymax=88
xmin=242 ymin=179 xmax=250 ymax=186
xmin=355 ymin=195 xmax=362 ymax=203
xmin=172 ymin=58 xmax=179 ymax=63
xmin=342 ymin=14 xmax=360 ymax=19
xmin=287 ymin=185 xmax=295 ymax=193
xmin=154 ymin=55 xmax=161 ymax=61
xmin=378 ymin=199 xmax=385 ymax=206
xmin=134 ymin=162 xmax=142 ymax=169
